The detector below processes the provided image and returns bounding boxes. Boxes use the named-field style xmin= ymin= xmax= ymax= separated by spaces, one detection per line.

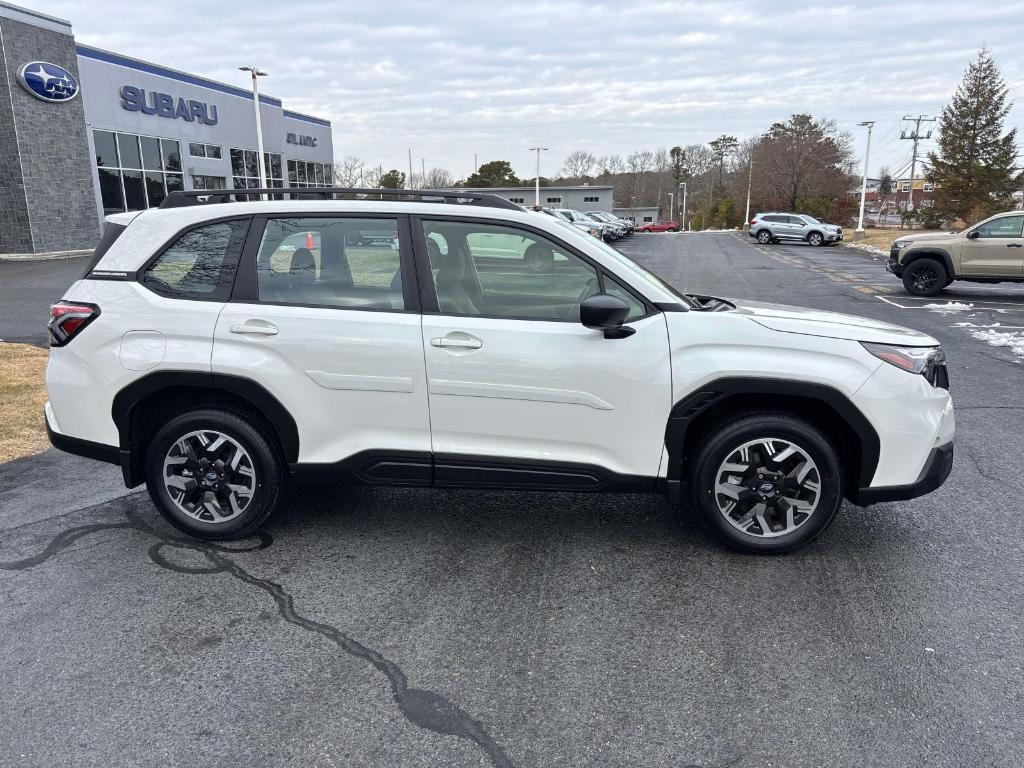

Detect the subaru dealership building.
xmin=0 ymin=2 xmax=334 ymax=255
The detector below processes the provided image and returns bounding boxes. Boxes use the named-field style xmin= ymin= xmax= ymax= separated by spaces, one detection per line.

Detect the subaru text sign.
xmin=119 ymin=85 xmax=219 ymax=125
xmin=17 ymin=62 xmax=80 ymax=102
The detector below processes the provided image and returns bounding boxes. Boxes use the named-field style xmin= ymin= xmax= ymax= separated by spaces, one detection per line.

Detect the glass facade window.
xmin=192 ymin=175 xmax=227 ymax=191
xmin=285 ymin=159 xmax=332 ymax=188
xmin=188 ymin=142 xmax=222 ymax=159
xmin=93 ymin=129 xmax=184 ymax=213
xmin=230 ymin=148 xmax=284 ymax=191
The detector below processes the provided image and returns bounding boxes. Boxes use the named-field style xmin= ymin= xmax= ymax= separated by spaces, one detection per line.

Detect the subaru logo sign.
xmin=17 ymin=62 xmax=80 ymax=103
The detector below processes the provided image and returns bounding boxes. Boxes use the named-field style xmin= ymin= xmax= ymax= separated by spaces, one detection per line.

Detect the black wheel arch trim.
xmin=663 ymin=377 xmax=881 ymax=503
xmin=902 ymin=249 xmax=955 ymax=278
xmin=111 ymin=371 xmax=300 ymax=487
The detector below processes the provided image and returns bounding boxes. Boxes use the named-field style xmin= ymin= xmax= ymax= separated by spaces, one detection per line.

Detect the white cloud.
xmin=34 ymin=0 xmax=1024 ymax=179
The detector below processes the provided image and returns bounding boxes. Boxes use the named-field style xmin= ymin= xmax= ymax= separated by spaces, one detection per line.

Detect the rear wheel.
xmin=145 ymin=408 xmax=285 ymax=540
xmin=687 ymin=413 xmax=843 ymax=554
xmin=756 ymin=230 xmax=772 ymax=244
xmin=902 ymin=257 xmax=947 ymax=296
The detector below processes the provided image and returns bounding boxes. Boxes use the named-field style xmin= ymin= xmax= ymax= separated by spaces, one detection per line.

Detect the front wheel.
xmin=902 ymin=258 xmax=947 ymax=296
xmin=145 ymin=408 xmax=285 ymax=540
xmin=687 ymin=413 xmax=843 ymax=554
xmin=807 ymin=232 xmax=824 ymax=247
xmin=756 ymin=230 xmax=772 ymax=244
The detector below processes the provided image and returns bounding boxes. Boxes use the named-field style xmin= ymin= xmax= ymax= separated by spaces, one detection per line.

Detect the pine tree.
xmin=928 ymin=48 xmax=1020 ymax=223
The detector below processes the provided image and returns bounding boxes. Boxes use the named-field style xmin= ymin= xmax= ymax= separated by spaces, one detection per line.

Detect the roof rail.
xmin=159 ymin=187 xmax=521 ymax=211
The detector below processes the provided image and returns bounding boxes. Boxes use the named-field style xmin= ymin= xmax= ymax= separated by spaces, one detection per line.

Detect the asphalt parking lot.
xmin=2 ymin=233 xmax=1022 ymax=767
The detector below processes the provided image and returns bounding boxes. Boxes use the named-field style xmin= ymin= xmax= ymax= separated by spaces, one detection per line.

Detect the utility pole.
xmin=679 ymin=182 xmax=687 ymax=231
xmin=855 ymin=121 xmax=875 ymax=236
xmin=474 ymin=153 xmax=478 ymax=172
xmin=900 ymin=115 xmax=936 ymax=211
xmin=421 ymin=158 xmax=426 ymax=187
xmin=407 ymin=148 xmax=414 ymax=189
xmin=668 ymin=191 xmax=674 ymax=223
xmin=528 ymin=147 xmax=548 ymax=208
xmin=743 ymin=157 xmax=754 ymax=229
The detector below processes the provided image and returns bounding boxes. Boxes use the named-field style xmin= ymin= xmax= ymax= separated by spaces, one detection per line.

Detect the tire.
xmin=756 ymin=230 xmax=772 ymax=244
xmin=668 ymin=227 xmax=679 ymax=232
xmin=687 ymin=413 xmax=843 ymax=554
xmin=807 ymin=231 xmax=824 ymax=247
xmin=145 ymin=408 xmax=285 ymax=540
xmin=901 ymin=257 xmax=947 ymax=296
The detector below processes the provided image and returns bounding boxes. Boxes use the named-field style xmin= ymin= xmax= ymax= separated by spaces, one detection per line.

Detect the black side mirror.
xmin=580 ymin=294 xmax=636 ymax=339
xmin=967 ymin=230 xmax=980 ymax=239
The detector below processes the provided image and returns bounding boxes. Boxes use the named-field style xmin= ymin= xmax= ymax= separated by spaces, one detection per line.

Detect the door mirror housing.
xmin=580 ymin=293 xmax=636 ymax=339
xmin=967 ymin=230 xmax=980 ymax=239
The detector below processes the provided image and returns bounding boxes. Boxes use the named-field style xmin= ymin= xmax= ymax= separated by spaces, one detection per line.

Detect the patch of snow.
xmin=845 ymin=241 xmax=888 ymax=256
xmin=970 ymin=328 xmax=1024 ymax=359
xmin=922 ymin=302 xmax=974 ymax=313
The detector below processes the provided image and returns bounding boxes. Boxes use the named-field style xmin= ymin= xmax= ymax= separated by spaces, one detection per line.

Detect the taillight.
xmin=749 ymin=218 xmax=757 ymax=225
xmin=48 ymin=302 xmax=100 ymax=347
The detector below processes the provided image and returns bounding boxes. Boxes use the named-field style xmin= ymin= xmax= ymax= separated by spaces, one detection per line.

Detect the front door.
xmin=959 ymin=214 xmax=1024 ymax=276
xmin=213 ymin=214 xmax=431 ymax=469
xmin=415 ymin=217 xmax=672 ymax=484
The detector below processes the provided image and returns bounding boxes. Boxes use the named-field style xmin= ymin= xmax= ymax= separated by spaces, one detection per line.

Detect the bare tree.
xmin=626 ymin=150 xmax=656 ymax=207
xmin=561 ymin=150 xmax=597 ymax=180
xmin=423 ymin=167 xmax=454 ymax=188
xmin=758 ymin=114 xmax=854 ymax=211
xmin=333 ymin=155 xmax=365 ymax=187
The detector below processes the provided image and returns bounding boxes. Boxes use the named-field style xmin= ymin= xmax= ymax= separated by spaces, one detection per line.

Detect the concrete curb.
xmin=0 ymin=249 xmax=91 ymax=262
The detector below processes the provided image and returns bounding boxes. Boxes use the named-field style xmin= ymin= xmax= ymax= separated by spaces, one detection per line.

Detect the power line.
xmin=900 ymin=115 xmax=937 ymax=210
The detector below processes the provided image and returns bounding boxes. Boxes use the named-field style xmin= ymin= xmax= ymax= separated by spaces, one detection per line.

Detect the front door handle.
xmin=431 ymin=336 xmax=482 ymax=349
xmin=1006 ymin=243 xmax=1023 ymax=248
xmin=230 ymin=321 xmax=279 ymax=336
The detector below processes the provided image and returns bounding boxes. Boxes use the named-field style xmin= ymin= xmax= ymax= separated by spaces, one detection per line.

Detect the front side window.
xmin=422 ymin=220 xmax=601 ymax=321
xmin=143 ymin=219 xmax=249 ymax=300
xmin=973 ymin=216 xmax=1024 ymax=238
xmin=256 ymin=217 xmax=404 ymax=310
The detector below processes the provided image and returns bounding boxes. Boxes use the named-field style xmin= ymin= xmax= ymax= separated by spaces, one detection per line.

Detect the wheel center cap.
xmin=758 ymin=481 xmax=776 ymax=495
xmin=204 ymin=471 xmax=218 ymax=483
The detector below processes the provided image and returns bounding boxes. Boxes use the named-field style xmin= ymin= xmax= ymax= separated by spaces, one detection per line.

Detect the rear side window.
xmin=143 ymin=219 xmax=249 ymax=300
xmin=255 ymin=217 xmax=405 ymax=310
xmin=82 ymin=222 xmax=127 ymax=277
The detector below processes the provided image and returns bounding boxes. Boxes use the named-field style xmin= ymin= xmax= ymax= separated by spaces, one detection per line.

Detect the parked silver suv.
xmin=750 ymin=213 xmax=843 ymax=247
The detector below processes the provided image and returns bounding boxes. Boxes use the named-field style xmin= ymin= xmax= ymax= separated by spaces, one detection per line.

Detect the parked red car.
xmin=635 ymin=220 xmax=680 ymax=233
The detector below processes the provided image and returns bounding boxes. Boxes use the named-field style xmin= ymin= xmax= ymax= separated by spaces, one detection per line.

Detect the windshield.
xmin=801 ymin=215 xmax=820 ymax=224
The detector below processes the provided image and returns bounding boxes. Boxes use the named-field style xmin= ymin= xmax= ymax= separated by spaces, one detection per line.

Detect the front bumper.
xmin=887 ymin=247 xmax=903 ymax=276
xmin=851 ymin=442 xmax=953 ymax=505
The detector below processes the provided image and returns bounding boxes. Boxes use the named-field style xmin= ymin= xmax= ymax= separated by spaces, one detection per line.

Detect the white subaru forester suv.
xmin=45 ymin=189 xmax=954 ymax=554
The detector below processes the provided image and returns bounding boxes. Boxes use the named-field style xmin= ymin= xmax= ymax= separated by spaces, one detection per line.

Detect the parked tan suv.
xmin=889 ymin=211 xmax=1024 ymax=295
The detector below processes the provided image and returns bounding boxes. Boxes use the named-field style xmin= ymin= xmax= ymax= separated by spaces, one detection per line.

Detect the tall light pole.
xmin=239 ymin=66 xmax=268 ymax=191
xmin=743 ymin=157 xmax=754 ymax=229
xmin=529 ymin=147 xmax=548 ymax=208
xmin=407 ymin=148 xmax=414 ymax=189
xmin=679 ymin=182 xmax=688 ymax=231
xmin=855 ymin=121 xmax=875 ymax=237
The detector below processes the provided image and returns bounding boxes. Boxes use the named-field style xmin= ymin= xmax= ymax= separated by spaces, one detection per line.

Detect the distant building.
xmin=860 ymin=177 xmax=938 ymax=212
xmin=613 ymin=206 xmax=660 ymax=224
xmin=459 ymin=185 xmax=614 ymax=212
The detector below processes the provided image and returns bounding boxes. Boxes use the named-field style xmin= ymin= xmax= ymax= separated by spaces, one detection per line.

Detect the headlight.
xmin=893 ymin=239 xmax=910 ymax=249
xmin=862 ymin=342 xmax=944 ymax=374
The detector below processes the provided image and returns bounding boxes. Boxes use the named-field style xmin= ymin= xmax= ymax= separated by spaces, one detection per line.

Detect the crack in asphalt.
xmin=0 ymin=514 xmax=516 ymax=768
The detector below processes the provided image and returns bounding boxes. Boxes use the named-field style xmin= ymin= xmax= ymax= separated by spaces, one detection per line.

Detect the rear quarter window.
xmin=142 ymin=218 xmax=250 ymax=300
xmin=82 ymin=222 xmax=127 ymax=277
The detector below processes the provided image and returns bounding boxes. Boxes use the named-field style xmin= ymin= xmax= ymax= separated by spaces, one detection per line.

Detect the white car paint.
xmin=45 ymin=198 xmax=953 ymax=504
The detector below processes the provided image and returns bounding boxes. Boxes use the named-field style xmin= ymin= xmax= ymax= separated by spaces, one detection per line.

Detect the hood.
xmin=896 ymin=231 xmax=958 ymax=244
xmin=729 ymin=299 xmax=939 ymax=345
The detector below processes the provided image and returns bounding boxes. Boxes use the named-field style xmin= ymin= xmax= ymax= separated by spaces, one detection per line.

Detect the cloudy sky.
xmin=34 ymin=0 xmax=1024 ymax=181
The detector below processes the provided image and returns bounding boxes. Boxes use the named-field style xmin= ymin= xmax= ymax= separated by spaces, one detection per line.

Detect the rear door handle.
xmin=230 ymin=321 xmax=279 ymax=336
xmin=431 ymin=336 xmax=482 ymax=349
xmin=1006 ymin=243 xmax=1023 ymax=248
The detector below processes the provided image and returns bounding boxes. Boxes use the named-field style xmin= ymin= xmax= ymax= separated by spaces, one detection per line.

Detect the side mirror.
xmin=580 ymin=294 xmax=636 ymax=339
xmin=967 ymin=230 xmax=980 ymax=239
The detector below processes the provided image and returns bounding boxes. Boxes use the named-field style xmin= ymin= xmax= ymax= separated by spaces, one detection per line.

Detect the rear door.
xmin=212 ymin=214 xmax=431 ymax=471
xmin=959 ymin=215 xmax=1024 ymax=276
xmin=414 ymin=216 xmax=672 ymax=484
